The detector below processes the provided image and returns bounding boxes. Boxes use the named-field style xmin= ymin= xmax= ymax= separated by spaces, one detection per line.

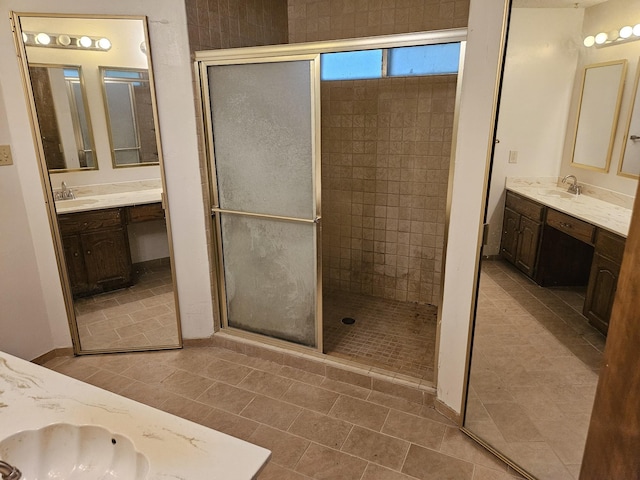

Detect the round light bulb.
xmin=79 ymin=36 xmax=92 ymax=48
xmin=595 ymin=32 xmax=608 ymax=44
xmin=22 ymin=32 xmax=28 ymax=43
xmin=608 ymin=29 xmax=619 ymax=41
xmin=583 ymin=35 xmax=595 ymax=47
xmin=139 ymin=41 xmax=147 ymax=55
xmin=97 ymin=38 xmax=111 ymax=50
xmin=35 ymin=32 xmax=51 ymax=45
xmin=57 ymin=34 xmax=71 ymax=46
xmin=620 ymin=26 xmax=633 ymax=38
xmin=634 ymin=24 xmax=640 ymax=37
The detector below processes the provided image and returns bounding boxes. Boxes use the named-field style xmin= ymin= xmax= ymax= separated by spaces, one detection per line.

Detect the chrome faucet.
xmin=561 ymin=175 xmax=582 ymax=195
xmin=0 ymin=460 xmax=21 ymax=480
xmin=55 ymin=181 xmax=75 ymax=200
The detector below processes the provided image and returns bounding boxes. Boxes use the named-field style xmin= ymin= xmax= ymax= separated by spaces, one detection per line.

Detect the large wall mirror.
xmin=14 ymin=13 xmax=181 ymax=354
xmin=463 ymin=0 xmax=639 ymax=479
xmin=571 ymin=60 xmax=627 ymax=172
xmin=618 ymin=57 xmax=640 ymax=178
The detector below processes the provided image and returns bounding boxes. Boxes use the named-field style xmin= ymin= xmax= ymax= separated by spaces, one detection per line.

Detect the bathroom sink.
xmin=0 ymin=423 xmax=149 ymax=479
xmin=537 ymin=188 xmax=576 ymax=199
xmin=55 ymin=197 xmax=99 ymax=208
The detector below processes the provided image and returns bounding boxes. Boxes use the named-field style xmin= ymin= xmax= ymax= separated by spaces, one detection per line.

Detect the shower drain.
xmin=341 ymin=317 xmax=356 ymax=325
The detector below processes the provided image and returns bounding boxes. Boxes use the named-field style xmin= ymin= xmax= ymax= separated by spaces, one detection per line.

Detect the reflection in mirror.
xmin=101 ymin=68 xmax=159 ymax=167
xmin=619 ymin=58 xmax=640 ymax=178
xmin=29 ymin=64 xmax=96 ymax=170
xmin=571 ymin=60 xmax=627 ymax=172
xmin=15 ymin=14 xmax=181 ymax=354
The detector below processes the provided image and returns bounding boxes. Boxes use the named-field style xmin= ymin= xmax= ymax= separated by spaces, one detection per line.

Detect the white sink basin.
xmin=537 ymin=188 xmax=576 ymax=199
xmin=0 ymin=423 xmax=149 ymax=479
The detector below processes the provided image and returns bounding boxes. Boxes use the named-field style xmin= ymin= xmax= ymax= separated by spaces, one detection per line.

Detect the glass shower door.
xmin=205 ymin=57 xmax=321 ymax=349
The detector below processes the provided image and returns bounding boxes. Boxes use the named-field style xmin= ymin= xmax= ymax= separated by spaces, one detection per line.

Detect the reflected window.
xmin=101 ymin=68 xmax=158 ymax=167
xmin=321 ymin=50 xmax=383 ymax=81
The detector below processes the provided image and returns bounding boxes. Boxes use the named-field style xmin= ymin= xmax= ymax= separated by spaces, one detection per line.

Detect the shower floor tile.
xmin=323 ymin=290 xmax=437 ymax=382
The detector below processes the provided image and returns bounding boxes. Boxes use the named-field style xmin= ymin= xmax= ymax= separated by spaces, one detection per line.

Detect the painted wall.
xmin=484 ymin=8 xmax=584 ymax=256
xmin=559 ymin=0 xmax=640 ymax=195
xmin=0 ymin=0 xmax=214 ymax=358
xmin=0 ymin=81 xmax=58 ymax=360
xmin=436 ymin=0 xmax=508 ymax=413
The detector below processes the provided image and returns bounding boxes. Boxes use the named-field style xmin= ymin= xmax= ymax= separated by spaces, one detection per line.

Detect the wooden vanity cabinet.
xmin=58 ymin=208 xmax=132 ymax=297
xmin=584 ymin=229 xmax=626 ymax=335
xmin=501 ymin=191 xmax=544 ymax=278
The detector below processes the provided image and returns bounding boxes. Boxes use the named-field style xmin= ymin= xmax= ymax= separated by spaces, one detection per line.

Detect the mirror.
xmin=29 ymin=64 xmax=96 ymax=170
xmin=618 ymin=58 xmax=640 ymax=178
xmin=101 ymin=67 xmax=159 ymax=167
xmin=464 ymin=1 xmax=639 ymax=478
xmin=15 ymin=13 xmax=181 ymax=354
xmin=570 ymin=60 xmax=627 ymax=172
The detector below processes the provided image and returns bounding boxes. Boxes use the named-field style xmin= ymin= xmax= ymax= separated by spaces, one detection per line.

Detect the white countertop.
xmin=55 ymin=188 xmax=163 ymax=214
xmin=506 ymin=181 xmax=632 ymax=238
xmin=0 ymin=352 xmax=271 ymax=479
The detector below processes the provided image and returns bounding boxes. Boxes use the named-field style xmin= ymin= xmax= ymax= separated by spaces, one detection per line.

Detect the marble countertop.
xmin=55 ymin=188 xmax=163 ymax=214
xmin=0 ymin=352 xmax=271 ymax=479
xmin=506 ymin=179 xmax=632 ymax=238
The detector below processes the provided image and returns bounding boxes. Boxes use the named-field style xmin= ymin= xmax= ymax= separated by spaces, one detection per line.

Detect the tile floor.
xmin=323 ymin=290 xmax=438 ymax=382
xmin=466 ymin=259 xmax=605 ymax=480
xmin=73 ymin=260 xmax=179 ymax=351
xmin=43 ymin=346 xmax=523 ymax=480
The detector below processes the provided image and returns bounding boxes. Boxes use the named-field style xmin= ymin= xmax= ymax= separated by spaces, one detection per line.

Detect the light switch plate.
xmin=508 ymin=150 xmax=518 ymax=164
xmin=0 ymin=145 xmax=13 ymax=166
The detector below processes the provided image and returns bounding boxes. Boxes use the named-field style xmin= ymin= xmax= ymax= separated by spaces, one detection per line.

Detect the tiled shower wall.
xmin=321 ymin=76 xmax=457 ymax=305
xmin=288 ymin=0 xmax=469 ymax=43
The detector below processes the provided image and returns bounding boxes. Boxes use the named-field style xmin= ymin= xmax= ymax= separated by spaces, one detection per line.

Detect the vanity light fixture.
xmin=584 ymin=23 xmax=640 ymax=48
xmin=23 ymin=31 xmax=112 ymax=51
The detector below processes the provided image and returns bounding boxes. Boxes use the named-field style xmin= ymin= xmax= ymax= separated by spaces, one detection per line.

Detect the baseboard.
xmin=31 ymin=347 xmax=74 ymax=365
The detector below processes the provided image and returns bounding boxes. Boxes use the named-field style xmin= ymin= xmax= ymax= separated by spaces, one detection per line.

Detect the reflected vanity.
xmin=619 ymin=56 xmax=640 ymax=178
xmin=13 ymin=13 xmax=181 ymax=354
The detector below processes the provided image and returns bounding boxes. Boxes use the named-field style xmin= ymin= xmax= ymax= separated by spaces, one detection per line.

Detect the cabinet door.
xmin=516 ymin=216 xmax=541 ymax=278
xmin=584 ymin=253 xmax=619 ymax=335
xmin=81 ymin=227 xmax=132 ymax=292
xmin=62 ymin=235 xmax=89 ymax=295
xmin=501 ymin=208 xmax=520 ymax=264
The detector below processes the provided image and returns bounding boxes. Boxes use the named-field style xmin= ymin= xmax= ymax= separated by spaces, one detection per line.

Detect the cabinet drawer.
xmin=505 ymin=191 xmax=544 ymax=222
xmin=594 ymin=228 xmax=625 ymax=264
xmin=546 ymin=209 xmax=595 ymax=244
xmin=58 ymin=208 xmax=124 ymax=235
xmin=127 ymin=202 xmax=164 ymax=223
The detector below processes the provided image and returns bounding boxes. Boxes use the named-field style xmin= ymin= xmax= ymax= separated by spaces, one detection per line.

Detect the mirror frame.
xmin=570 ymin=59 xmax=628 ymax=173
xmin=618 ymin=58 xmax=640 ymax=179
xmin=10 ymin=11 xmax=182 ymax=355
xmin=28 ymin=62 xmax=99 ymax=173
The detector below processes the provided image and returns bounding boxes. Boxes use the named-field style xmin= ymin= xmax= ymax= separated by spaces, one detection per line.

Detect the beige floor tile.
xmin=472 ymin=465 xmax=525 ymax=480
xmin=320 ymin=377 xmax=371 ymax=399
xmin=197 ymin=382 xmax=256 ymax=414
xmin=240 ymin=395 xmax=302 ymax=430
xmin=238 ymin=369 xmax=294 ymax=398
xmin=341 ymin=425 xmax=410 ymax=470
xmin=160 ymin=370 xmax=214 ymax=400
xmin=51 ymin=361 xmax=100 ymax=381
xmin=288 ymin=409 xmax=353 ymax=449
xmin=83 ymin=369 xmax=135 ymax=394
xmin=295 ymin=443 xmax=368 ymax=480
xmin=439 ymin=426 xmax=508 ymax=471
xmin=382 ymin=409 xmax=446 ymax=450
xmin=484 ymin=403 xmax=544 ymax=443
xmin=248 ymin=425 xmax=310 ymax=469
xmin=402 ymin=445 xmax=474 ymax=480
xmin=367 ymin=390 xmax=423 ymax=416
xmin=201 ymin=408 xmax=259 ymax=441
xmin=362 ymin=463 xmax=421 ymax=480
xmin=277 ymin=365 xmax=326 ymax=386
xmin=257 ymin=462 xmax=312 ymax=480
xmin=159 ymin=395 xmax=213 ymax=425
xmin=201 ymin=357 xmax=253 ymax=385
xmin=281 ymin=382 xmax=339 ymax=414
xmin=118 ymin=380 xmax=177 ymax=409
xmin=329 ymin=395 xmax=389 ymax=431
xmin=121 ymin=360 xmax=176 ymax=384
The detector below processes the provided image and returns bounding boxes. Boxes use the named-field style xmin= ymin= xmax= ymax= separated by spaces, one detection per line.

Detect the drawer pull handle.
xmin=86 ymin=250 xmax=91 ymax=255
xmin=559 ymin=222 xmax=572 ymax=229
xmin=74 ymin=252 xmax=79 ymax=257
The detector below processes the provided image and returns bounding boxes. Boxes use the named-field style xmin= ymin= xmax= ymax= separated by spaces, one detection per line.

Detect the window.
xmin=320 ymin=43 xmax=460 ymax=81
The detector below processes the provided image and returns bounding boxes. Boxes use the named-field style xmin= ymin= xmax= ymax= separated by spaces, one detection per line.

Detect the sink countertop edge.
xmin=506 ymin=184 xmax=632 ymax=238
xmin=0 ymin=351 xmax=271 ymax=480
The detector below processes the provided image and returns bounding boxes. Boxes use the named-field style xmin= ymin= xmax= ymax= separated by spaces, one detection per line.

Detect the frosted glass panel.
xmin=220 ymin=214 xmax=317 ymax=347
xmin=208 ymin=62 xmax=314 ymax=219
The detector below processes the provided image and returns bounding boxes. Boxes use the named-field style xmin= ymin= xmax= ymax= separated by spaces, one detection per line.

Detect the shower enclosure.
xmin=197 ymin=29 xmax=465 ymax=382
